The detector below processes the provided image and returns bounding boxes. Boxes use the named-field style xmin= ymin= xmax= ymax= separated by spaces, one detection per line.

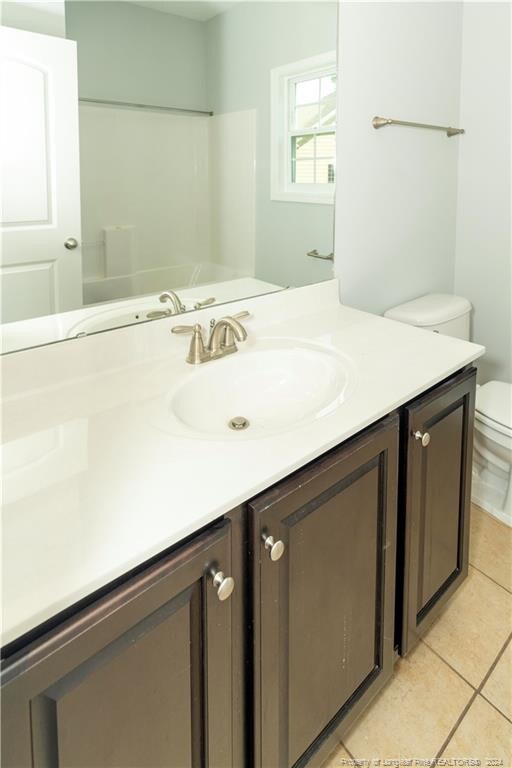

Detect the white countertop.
xmin=0 ymin=280 xmax=484 ymax=647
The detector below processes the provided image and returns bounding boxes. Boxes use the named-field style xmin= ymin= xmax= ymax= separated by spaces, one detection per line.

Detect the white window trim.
xmin=270 ymin=51 xmax=336 ymax=205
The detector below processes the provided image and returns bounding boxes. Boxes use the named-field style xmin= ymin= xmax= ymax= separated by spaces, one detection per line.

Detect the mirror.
xmin=0 ymin=1 xmax=337 ymax=353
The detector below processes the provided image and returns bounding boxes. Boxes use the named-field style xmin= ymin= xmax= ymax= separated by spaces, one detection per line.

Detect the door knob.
xmin=64 ymin=237 xmax=79 ymax=250
xmin=262 ymin=532 xmax=285 ymax=561
xmin=413 ymin=430 xmax=431 ymax=447
xmin=210 ymin=569 xmax=235 ymax=601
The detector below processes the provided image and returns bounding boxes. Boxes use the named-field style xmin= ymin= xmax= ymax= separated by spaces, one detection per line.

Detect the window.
xmin=271 ymin=52 xmax=337 ymax=204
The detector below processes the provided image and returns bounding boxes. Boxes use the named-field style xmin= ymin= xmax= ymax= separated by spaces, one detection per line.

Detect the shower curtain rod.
xmin=79 ymin=97 xmax=213 ymax=117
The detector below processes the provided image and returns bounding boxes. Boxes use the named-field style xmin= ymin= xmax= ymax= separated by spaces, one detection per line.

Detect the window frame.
xmin=270 ymin=51 xmax=337 ymax=205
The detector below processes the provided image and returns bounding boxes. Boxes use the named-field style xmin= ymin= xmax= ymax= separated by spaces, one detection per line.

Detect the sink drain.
xmin=228 ymin=416 xmax=250 ymax=431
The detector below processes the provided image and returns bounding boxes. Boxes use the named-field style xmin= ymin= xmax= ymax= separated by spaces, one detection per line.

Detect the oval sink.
xmin=167 ymin=339 xmax=357 ymax=439
xmin=67 ymin=297 xmax=215 ymax=337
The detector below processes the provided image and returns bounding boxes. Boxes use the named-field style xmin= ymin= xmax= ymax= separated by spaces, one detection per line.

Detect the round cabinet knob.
xmin=211 ymin=570 xmax=235 ymax=601
xmin=414 ymin=430 xmax=431 ymax=447
xmin=64 ymin=237 xmax=79 ymax=250
xmin=262 ymin=532 xmax=285 ymax=562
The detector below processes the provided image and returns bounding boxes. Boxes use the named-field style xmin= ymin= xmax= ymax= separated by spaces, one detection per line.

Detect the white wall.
xmin=78 ymin=104 xmax=212 ymax=300
xmin=1 ymin=1 xmax=65 ymax=37
xmin=209 ymin=110 xmax=256 ymax=280
xmin=454 ymin=3 xmax=511 ymax=383
xmin=336 ymin=2 xmax=463 ymax=315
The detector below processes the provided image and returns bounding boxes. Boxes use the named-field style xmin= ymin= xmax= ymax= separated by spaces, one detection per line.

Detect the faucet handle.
xmin=232 ymin=310 xmax=251 ymax=321
xmin=172 ymin=323 xmax=209 ymax=364
xmin=194 ymin=297 xmax=216 ymax=309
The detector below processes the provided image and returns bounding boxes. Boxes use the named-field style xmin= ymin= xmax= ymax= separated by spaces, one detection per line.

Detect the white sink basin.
xmin=165 ymin=339 xmax=357 ymax=439
xmin=67 ymin=297 xmax=214 ymax=337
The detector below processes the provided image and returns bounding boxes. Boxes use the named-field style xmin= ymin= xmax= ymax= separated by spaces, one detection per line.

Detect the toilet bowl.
xmin=472 ymin=381 xmax=512 ymax=526
xmin=384 ymin=294 xmax=511 ymax=527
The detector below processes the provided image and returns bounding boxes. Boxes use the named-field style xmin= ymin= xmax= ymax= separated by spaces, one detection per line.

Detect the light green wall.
xmin=206 ymin=1 xmax=337 ymax=287
xmin=65 ymin=1 xmax=209 ymax=111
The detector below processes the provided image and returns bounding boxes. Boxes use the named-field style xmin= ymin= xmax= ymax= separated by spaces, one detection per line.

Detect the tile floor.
xmin=323 ymin=504 xmax=512 ymax=767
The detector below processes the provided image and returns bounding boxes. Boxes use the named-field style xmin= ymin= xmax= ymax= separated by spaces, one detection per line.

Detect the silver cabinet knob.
xmin=210 ymin=569 xmax=235 ymax=601
xmin=262 ymin=532 xmax=285 ymax=561
xmin=414 ymin=430 xmax=431 ymax=447
xmin=64 ymin=237 xmax=79 ymax=250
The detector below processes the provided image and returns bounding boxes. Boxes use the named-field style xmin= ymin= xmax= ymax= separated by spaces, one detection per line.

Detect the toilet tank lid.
xmin=384 ymin=293 xmax=472 ymax=326
xmin=476 ymin=381 xmax=512 ymax=430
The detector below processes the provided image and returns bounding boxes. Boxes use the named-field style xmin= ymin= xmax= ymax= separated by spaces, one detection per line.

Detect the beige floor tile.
xmin=442 ymin=695 xmax=512 ymax=765
xmin=343 ymin=642 xmax=473 ymax=761
xmin=423 ymin=566 xmax=512 ymax=687
xmin=482 ymin=640 xmax=512 ymax=721
xmin=470 ymin=504 xmax=512 ymax=593
xmin=321 ymin=744 xmax=353 ymax=767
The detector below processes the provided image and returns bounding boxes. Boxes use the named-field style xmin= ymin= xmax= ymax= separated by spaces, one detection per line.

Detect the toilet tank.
xmin=384 ymin=294 xmax=472 ymax=340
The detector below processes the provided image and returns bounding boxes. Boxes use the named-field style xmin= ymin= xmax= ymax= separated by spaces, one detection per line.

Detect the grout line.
xmin=469 ymin=562 xmax=512 ymax=595
xmin=435 ymin=690 xmax=478 ymax=760
xmin=341 ymin=742 xmax=355 ymax=760
xmin=435 ymin=632 xmax=512 ymax=759
xmin=420 ymin=638 xmax=476 ymax=690
xmin=477 ymin=632 xmax=512 ymax=693
xmin=480 ymin=692 xmax=512 ymax=726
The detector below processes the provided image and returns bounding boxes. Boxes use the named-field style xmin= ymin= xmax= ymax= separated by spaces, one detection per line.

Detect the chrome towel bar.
xmin=372 ymin=116 xmax=464 ymax=138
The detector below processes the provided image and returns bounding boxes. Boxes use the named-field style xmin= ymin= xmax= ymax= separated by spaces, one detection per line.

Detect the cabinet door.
xmin=249 ymin=416 xmax=399 ymax=768
xmin=1 ymin=520 xmax=234 ymax=768
xmin=399 ymin=368 xmax=476 ymax=656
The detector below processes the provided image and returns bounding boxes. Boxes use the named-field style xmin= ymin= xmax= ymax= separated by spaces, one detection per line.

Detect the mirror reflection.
xmin=1 ymin=0 xmax=337 ymax=353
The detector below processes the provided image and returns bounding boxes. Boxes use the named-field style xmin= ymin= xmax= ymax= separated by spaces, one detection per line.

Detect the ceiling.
xmin=131 ymin=1 xmax=236 ymax=22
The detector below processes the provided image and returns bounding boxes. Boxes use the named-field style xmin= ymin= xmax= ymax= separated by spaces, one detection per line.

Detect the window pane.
xmin=320 ymin=74 xmax=336 ymax=98
xmin=315 ymin=132 xmax=336 ymax=157
xmin=295 ymin=77 xmax=319 ymax=106
xmin=293 ymin=134 xmax=315 ymax=160
xmin=319 ymin=92 xmax=336 ymax=127
xmin=293 ymin=159 xmax=315 ymax=184
xmin=316 ymin=157 xmax=336 ymax=184
xmin=294 ymin=103 xmax=319 ymax=129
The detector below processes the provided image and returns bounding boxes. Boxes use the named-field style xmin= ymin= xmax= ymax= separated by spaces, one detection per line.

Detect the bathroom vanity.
xmin=0 ymin=282 xmax=483 ymax=768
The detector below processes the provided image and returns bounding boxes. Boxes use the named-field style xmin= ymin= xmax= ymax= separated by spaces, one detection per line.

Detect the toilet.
xmin=472 ymin=381 xmax=512 ymax=525
xmin=385 ymin=293 xmax=512 ymax=526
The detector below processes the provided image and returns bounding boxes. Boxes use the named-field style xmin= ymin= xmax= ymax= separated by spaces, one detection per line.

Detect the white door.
xmin=0 ymin=25 xmax=82 ymax=323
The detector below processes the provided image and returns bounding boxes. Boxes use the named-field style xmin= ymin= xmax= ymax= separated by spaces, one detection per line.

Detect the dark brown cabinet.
xmin=398 ymin=367 xmax=476 ymax=655
xmin=1 ymin=520 xmax=235 ymax=768
xmin=1 ymin=369 xmax=478 ymax=768
xmin=248 ymin=415 xmax=399 ymax=768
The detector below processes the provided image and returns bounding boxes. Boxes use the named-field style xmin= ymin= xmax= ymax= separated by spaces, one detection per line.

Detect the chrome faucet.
xmin=172 ymin=311 xmax=250 ymax=364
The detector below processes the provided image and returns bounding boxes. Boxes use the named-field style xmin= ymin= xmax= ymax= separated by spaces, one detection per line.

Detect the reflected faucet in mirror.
xmin=146 ymin=291 xmax=186 ymax=319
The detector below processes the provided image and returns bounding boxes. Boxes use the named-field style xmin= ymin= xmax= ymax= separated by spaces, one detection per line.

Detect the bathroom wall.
xmin=78 ymin=103 xmax=212 ymax=303
xmin=454 ymin=3 xmax=511 ymax=383
xmin=1 ymin=1 xmax=65 ymax=37
xmin=206 ymin=1 xmax=337 ymax=288
xmin=335 ymin=2 xmax=463 ymax=315
xmin=209 ymin=110 xmax=257 ymax=280
xmin=64 ymin=1 xmax=209 ymax=111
